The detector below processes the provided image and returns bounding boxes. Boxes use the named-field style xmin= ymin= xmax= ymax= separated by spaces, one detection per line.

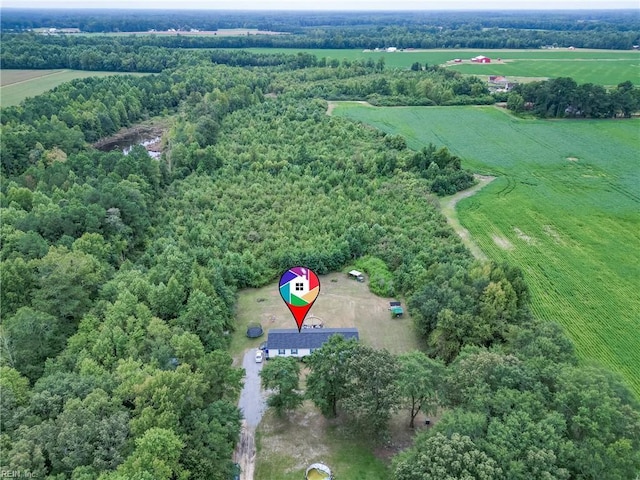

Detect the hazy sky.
xmin=4 ymin=0 xmax=639 ymax=10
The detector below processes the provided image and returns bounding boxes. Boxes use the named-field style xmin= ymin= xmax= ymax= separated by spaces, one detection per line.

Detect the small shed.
xmin=348 ymin=270 xmax=365 ymax=282
xmin=389 ymin=301 xmax=404 ymax=318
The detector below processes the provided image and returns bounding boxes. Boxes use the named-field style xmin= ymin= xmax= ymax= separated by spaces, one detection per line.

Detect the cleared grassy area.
xmin=234 ymin=271 xmax=423 ymax=478
xmin=242 ymin=48 xmax=639 ymax=85
xmin=333 ymin=103 xmax=640 ymax=397
xmin=231 ymin=271 xmax=421 ymax=363
xmin=255 ymin=404 xmax=392 ymax=480
xmin=0 ymin=69 xmax=148 ymax=107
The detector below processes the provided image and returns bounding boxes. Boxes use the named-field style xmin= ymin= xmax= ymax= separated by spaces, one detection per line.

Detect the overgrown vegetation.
xmin=1 ymin=10 xmax=639 ymax=480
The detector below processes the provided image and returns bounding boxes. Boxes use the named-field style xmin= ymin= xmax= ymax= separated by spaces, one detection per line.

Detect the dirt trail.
xmin=235 ymin=421 xmax=257 ymax=480
xmin=440 ymin=175 xmax=496 ymax=260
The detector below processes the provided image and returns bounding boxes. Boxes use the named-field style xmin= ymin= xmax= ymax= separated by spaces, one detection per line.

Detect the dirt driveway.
xmin=234 ymin=349 xmax=268 ymax=480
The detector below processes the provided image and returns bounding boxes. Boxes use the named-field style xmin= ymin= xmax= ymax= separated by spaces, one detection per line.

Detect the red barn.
xmin=471 ymin=55 xmax=491 ymax=63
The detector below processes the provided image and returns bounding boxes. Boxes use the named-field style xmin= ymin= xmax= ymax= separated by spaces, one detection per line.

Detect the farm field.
xmin=234 ymin=271 xmax=422 ymax=479
xmin=243 ymin=48 xmax=639 ymax=85
xmin=333 ymin=103 xmax=640 ymax=396
xmin=0 ymin=69 xmax=147 ymax=107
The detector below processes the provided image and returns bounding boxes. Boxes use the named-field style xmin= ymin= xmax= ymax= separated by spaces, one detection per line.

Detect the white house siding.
xmin=266 ymin=348 xmax=312 ymax=360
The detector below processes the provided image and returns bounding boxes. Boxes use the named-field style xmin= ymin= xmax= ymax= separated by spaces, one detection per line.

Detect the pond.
xmin=94 ymin=126 xmax=163 ymax=159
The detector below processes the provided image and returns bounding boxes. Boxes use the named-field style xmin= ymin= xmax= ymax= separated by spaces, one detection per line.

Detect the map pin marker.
xmin=279 ymin=266 xmax=320 ymax=332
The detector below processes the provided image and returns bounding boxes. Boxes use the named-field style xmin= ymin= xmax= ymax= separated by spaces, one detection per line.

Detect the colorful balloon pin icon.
xmin=279 ymin=266 xmax=320 ymax=332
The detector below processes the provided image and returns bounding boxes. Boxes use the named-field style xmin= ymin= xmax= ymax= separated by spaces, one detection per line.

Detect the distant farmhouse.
xmin=265 ymin=328 xmax=359 ymax=360
xmin=488 ymin=75 xmax=517 ymax=92
xmin=471 ymin=55 xmax=491 ymax=63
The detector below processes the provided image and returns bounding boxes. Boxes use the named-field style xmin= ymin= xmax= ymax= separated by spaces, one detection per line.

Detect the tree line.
xmin=2 ymin=9 xmax=639 ymax=49
xmin=507 ymin=78 xmax=640 ymax=118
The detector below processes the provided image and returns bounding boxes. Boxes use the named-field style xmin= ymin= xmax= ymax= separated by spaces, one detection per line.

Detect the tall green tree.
xmin=2 ymin=307 xmax=65 ymax=381
xmin=342 ymin=345 xmax=400 ymax=436
xmin=260 ymin=356 xmax=303 ymax=417
xmin=306 ymin=334 xmax=359 ymax=417
xmin=393 ymin=432 xmax=502 ymax=480
xmin=397 ymin=351 xmax=445 ymax=428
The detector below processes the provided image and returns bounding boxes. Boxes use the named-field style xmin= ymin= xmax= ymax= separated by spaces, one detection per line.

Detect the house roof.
xmin=267 ymin=328 xmax=359 ymax=350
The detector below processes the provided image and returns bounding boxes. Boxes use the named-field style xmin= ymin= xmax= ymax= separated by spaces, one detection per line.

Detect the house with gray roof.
xmin=265 ymin=328 xmax=359 ymax=360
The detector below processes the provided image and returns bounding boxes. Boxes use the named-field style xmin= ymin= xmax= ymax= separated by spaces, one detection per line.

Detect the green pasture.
xmin=0 ymin=69 xmax=147 ymax=107
xmin=333 ymin=103 xmax=640 ymax=396
xmin=244 ymin=47 xmax=639 ymax=85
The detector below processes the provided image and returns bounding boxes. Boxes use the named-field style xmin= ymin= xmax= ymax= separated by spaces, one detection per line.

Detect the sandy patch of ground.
xmin=543 ymin=225 xmax=566 ymax=246
xmin=258 ymin=402 xmax=331 ymax=474
xmin=492 ymin=234 xmax=514 ymax=250
xmin=513 ymin=227 xmax=537 ymax=245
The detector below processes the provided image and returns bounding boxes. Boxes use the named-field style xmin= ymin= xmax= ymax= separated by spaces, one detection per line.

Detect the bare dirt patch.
xmin=513 ymin=227 xmax=537 ymax=245
xmin=543 ymin=224 xmax=566 ymax=246
xmin=492 ymin=234 xmax=514 ymax=250
xmin=258 ymin=402 xmax=331 ymax=474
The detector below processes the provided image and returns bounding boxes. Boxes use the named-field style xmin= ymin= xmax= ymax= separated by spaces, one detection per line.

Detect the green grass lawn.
xmin=0 ymin=69 xmax=147 ymax=107
xmin=231 ymin=271 xmax=421 ymax=362
xmin=242 ymin=48 xmax=639 ymax=85
xmin=255 ymin=405 xmax=391 ymax=480
xmin=333 ymin=103 xmax=640 ymax=397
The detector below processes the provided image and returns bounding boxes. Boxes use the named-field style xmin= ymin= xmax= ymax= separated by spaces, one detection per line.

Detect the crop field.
xmin=1 ymin=69 xmax=147 ymax=107
xmin=244 ymin=48 xmax=639 ymax=85
xmin=333 ymin=103 xmax=640 ymax=396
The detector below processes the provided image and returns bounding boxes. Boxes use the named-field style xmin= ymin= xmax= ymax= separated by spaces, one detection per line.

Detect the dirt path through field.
xmin=440 ymin=175 xmax=496 ymax=260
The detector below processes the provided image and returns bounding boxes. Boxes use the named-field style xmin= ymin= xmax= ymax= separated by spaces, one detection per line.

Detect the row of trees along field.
xmin=1 ymin=48 xmax=639 ymax=479
xmin=2 ymin=9 xmax=639 ymax=49
xmin=507 ymin=77 xmax=640 ymax=118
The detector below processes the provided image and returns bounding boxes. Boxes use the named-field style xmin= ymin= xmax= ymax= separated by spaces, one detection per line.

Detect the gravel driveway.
xmin=239 ymin=348 xmax=268 ymax=427
xmin=235 ymin=349 xmax=268 ymax=480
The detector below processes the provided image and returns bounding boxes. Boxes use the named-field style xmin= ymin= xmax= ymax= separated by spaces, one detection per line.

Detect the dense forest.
xmin=2 ymin=9 xmax=640 ymax=49
xmin=1 ymin=10 xmax=640 ymax=480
